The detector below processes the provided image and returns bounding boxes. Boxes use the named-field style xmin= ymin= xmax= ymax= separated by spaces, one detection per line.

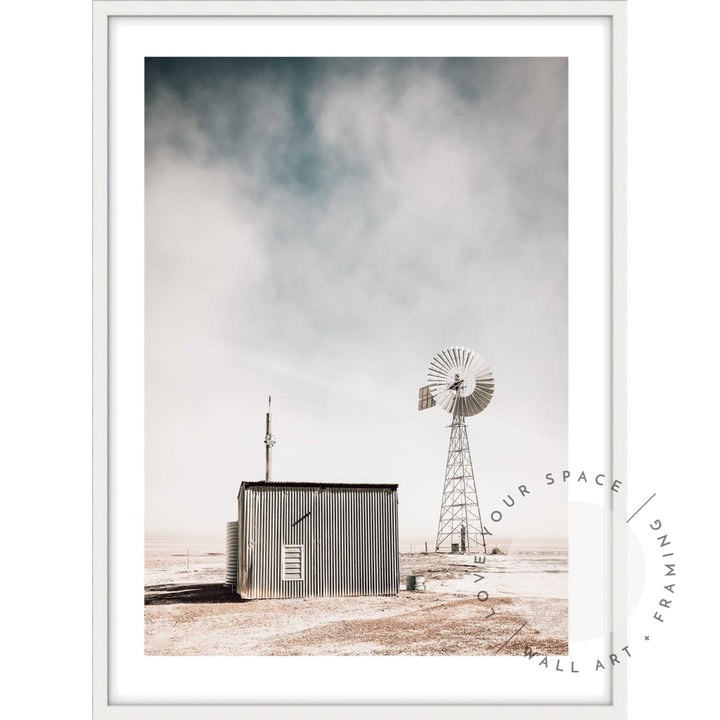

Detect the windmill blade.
xmin=425 ymin=346 xmax=495 ymax=417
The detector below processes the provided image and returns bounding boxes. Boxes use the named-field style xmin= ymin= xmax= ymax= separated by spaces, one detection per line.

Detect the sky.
xmin=145 ymin=58 xmax=568 ymax=542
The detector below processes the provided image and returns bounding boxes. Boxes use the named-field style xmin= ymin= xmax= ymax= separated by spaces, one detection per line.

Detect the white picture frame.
xmin=93 ymin=1 xmax=626 ymax=717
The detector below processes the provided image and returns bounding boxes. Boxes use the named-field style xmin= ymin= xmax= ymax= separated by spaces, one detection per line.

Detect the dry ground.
xmin=145 ymin=546 xmax=567 ymax=656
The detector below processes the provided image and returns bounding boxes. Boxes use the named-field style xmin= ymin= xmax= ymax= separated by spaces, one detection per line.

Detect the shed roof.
xmin=238 ymin=481 xmax=398 ymax=494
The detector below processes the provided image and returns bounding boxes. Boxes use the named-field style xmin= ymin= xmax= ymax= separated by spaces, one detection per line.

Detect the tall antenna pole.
xmin=264 ymin=395 xmax=275 ymax=482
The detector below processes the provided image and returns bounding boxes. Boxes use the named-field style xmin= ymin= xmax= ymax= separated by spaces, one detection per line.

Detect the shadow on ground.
xmin=145 ymin=583 xmax=245 ymax=605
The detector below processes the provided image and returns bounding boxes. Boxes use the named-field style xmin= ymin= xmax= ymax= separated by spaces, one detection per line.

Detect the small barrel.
xmin=225 ymin=521 xmax=238 ymax=587
xmin=406 ymin=575 xmax=426 ymax=591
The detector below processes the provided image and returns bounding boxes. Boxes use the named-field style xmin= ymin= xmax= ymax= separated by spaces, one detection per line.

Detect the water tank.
xmin=225 ymin=521 xmax=238 ymax=587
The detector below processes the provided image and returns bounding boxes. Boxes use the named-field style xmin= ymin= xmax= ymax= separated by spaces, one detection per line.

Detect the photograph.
xmin=143 ymin=56 xmax=569 ymax=657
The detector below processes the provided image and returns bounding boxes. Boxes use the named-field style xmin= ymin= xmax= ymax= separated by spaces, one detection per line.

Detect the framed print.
xmin=93 ymin=1 xmax=627 ymax=718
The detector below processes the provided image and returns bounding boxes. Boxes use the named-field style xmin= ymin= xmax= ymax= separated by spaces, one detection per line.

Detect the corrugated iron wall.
xmin=225 ymin=521 xmax=238 ymax=586
xmin=237 ymin=485 xmax=399 ymax=599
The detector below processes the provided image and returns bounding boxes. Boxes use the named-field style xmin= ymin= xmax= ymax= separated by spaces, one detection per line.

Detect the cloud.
xmin=145 ymin=58 xmax=568 ymax=540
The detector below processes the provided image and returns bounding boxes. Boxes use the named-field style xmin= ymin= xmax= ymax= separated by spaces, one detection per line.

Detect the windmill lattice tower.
xmin=418 ymin=347 xmax=495 ymax=553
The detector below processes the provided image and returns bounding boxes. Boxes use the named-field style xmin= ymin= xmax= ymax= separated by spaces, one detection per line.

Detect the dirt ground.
xmin=145 ymin=542 xmax=568 ymax=656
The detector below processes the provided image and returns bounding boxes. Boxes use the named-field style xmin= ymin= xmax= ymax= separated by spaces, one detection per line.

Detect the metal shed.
xmin=231 ymin=481 xmax=399 ymax=599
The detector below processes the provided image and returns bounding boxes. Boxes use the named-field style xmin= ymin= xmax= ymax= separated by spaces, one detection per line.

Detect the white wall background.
xmin=0 ymin=1 xmax=718 ymax=718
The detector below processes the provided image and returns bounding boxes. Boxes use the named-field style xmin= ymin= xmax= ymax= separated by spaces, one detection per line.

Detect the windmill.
xmin=418 ymin=347 xmax=495 ymax=554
